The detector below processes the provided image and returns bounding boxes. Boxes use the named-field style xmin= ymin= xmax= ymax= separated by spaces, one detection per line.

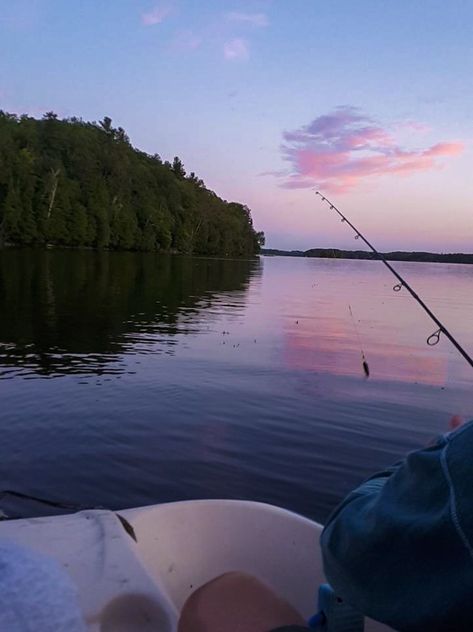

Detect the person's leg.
xmin=178 ymin=571 xmax=307 ymax=632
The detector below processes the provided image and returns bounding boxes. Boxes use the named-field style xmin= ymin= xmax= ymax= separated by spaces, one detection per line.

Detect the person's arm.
xmin=321 ymin=417 xmax=473 ymax=631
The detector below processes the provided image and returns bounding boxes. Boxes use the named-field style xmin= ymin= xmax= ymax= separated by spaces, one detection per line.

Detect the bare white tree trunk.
xmin=190 ymin=218 xmax=203 ymax=246
xmin=46 ymin=168 xmax=61 ymax=221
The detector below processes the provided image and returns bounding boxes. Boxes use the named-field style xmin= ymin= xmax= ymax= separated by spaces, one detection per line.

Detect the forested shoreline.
xmin=0 ymin=112 xmax=264 ymax=256
xmin=263 ymin=248 xmax=473 ymax=264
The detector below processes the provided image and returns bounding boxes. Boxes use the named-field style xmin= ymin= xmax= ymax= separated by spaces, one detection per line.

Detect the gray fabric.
xmin=0 ymin=539 xmax=86 ymax=632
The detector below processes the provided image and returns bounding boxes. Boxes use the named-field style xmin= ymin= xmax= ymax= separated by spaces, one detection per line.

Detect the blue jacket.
xmin=320 ymin=420 xmax=473 ymax=632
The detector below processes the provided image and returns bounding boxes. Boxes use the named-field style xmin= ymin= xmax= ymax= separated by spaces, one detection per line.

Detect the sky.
xmin=1 ymin=0 xmax=472 ymax=252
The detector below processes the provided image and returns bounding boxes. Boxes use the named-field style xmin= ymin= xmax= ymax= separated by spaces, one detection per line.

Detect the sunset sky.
xmin=1 ymin=0 xmax=472 ymax=251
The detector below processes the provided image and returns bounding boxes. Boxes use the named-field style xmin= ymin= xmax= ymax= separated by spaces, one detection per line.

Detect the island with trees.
xmin=0 ymin=112 xmax=265 ymax=257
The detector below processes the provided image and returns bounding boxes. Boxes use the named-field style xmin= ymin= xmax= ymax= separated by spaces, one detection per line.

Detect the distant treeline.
xmin=263 ymin=248 xmax=473 ymax=264
xmin=0 ymin=111 xmax=265 ymax=256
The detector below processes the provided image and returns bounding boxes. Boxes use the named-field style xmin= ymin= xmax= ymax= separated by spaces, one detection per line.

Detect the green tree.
xmin=172 ymin=156 xmax=186 ymax=179
xmin=2 ymin=186 xmax=22 ymax=243
xmin=0 ymin=111 xmax=263 ymax=257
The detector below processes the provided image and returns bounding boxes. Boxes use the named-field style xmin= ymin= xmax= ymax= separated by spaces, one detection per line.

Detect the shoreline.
xmin=262 ymin=248 xmax=473 ymax=265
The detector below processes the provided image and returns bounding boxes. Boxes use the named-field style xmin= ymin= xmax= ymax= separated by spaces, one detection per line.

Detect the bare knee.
xmin=178 ymin=571 xmax=305 ymax=632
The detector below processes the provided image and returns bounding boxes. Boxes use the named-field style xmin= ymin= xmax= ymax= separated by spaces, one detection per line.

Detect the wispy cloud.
xmin=224 ymin=38 xmax=250 ymax=61
xmin=278 ymin=106 xmax=464 ymax=193
xmin=226 ymin=12 xmax=269 ymax=27
xmin=141 ymin=4 xmax=171 ymax=26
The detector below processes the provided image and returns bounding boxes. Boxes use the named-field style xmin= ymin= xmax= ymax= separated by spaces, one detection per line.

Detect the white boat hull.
xmin=0 ymin=500 xmax=392 ymax=631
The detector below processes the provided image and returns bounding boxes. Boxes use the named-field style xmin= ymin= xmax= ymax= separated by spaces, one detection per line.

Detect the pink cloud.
xmin=278 ymin=106 xmax=464 ymax=193
xmin=141 ymin=4 xmax=171 ymax=26
xmin=395 ymin=120 xmax=431 ymax=134
xmin=226 ymin=12 xmax=269 ymax=27
xmin=425 ymin=142 xmax=463 ymax=157
xmin=224 ymin=38 xmax=249 ymax=61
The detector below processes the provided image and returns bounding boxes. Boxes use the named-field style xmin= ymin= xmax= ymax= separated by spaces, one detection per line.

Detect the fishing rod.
xmin=315 ymin=191 xmax=473 ymax=371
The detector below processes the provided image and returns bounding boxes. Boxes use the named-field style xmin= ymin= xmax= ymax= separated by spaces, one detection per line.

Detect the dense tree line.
xmin=304 ymin=248 xmax=473 ymax=264
xmin=0 ymin=112 xmax=265 ymax=256
xmin=263 ymin=248 xmax=473 ymax=264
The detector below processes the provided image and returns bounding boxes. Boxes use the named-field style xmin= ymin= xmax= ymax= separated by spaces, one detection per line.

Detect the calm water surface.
xmin=1 ymin=250 xmax=472 ymax=523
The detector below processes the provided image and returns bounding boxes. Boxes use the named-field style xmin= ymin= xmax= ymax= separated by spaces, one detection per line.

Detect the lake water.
xmin=1 ymin=250 xmax=472 ymax=523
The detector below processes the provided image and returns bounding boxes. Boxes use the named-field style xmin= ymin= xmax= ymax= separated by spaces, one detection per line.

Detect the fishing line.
xmin=316 ymin=191 xmax=473 ymax=371
xmin=0 ymin=489 xmax=136 ymax=540
xmin=348 ymin=305 xmax=370 ymax=378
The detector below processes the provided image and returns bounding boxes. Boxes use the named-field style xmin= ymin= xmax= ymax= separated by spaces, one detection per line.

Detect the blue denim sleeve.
xmin=320 ymin=421 xmax=473 ymax=632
